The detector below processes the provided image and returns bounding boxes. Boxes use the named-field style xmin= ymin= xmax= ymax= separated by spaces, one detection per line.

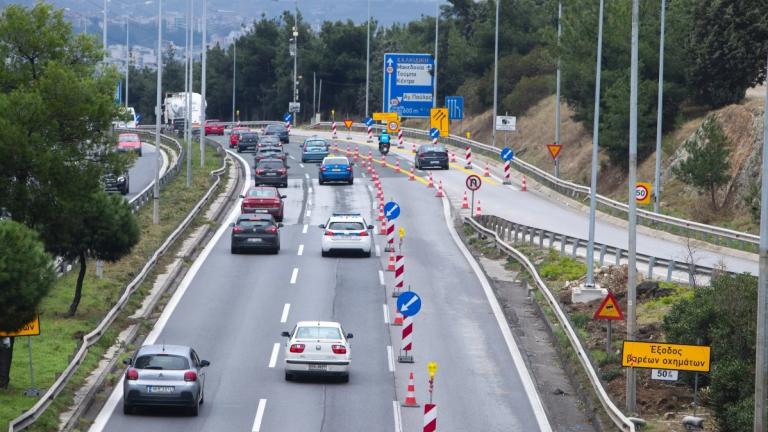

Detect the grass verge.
xmin=1 ymin=145 xmax=223 ymax=431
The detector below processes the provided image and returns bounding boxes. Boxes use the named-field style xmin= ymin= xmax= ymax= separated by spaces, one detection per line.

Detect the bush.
xmin=539 ymin=251 xmax=587 ymax=281
xmin=710 ymin=359 xmax=753 ymax=432
xmin=501 ymin=74 xmax=554 ymax=116
xmin=571 ymin=311 xmax=591 ymax=330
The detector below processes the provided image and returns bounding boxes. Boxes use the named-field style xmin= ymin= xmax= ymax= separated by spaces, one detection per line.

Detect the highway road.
xmin=125 ymin=142 xmax=165 ymax=201
xmin=301 ymin=129 xmax=759 ymax=276
xmin=88 ymin=135 xmax=551 ymax=431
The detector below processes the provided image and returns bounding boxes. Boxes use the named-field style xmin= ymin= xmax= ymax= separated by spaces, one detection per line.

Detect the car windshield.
xmin=134 ymin=354 xmax=189 ymax=370
xmin=247 ymin=188 xmax=277 ymax=197
xmin=295 ymin=326 xmax=342 ymax=340
xmin=239 ymin=219 xmax=272 ymax=228
xmin=258 ymin=161 xmax=284 ymax=169
xmin=119 ymin=134 xmax=139 ymax=142
xmin=329 ymin=221 xmax=365 ymax=230
xmin=323 ymin=158 xmax=348 ymax=165
xmin=266 ymin=125 xmax=285 ymax=133
xmin=420 ymin=145 xmax=446 ymax=153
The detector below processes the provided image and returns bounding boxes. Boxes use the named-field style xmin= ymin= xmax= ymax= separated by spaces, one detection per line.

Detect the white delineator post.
xmin=367 ymin=125 xmax=373 ymax=142
xmin=465 ymin=146 xmax=472 ymax=169
xmin=503 ymin=160 xmax=511 ymax=184
xmin=286 ymin=119 xmax=291 ymax=135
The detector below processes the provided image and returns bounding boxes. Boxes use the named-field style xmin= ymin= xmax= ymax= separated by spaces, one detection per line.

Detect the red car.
xmin=205 ymin=119 xmax=225 ymax=135
xmin=229 ymin=127 xmax=251 ymax=148
xmin=117 ymin=133 xmax=142 ymax=156
xmin=240 ymin=186 xmax=286 ymax=221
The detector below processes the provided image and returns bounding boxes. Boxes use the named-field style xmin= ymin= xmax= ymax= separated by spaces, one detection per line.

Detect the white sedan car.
xmin=320 ymin=213 xmax=373 ymax=257
xmin=282 ymin=321 xmax=353 ymax=382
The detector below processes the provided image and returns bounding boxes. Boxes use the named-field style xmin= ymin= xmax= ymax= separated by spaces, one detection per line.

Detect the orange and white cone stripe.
xmin=423 ymin=404 xmax=437 ymax=432
xmin=409 ymin=166 xmax=416 ymax=181
xmin=427 ymin=172 xmax=434 ymax=188
xmin=435 ymin=180 xmax=444 ymax=198
xmin=522 ymin=175 xmax=528 ymax=191
xmin=483 ymin=163 xmax=490 ymax=177
xmin=461 ymin=191 xmax=470 ymax=209
xmin=412 ymin=142 xmax=417 ymax=154
xmin=387 ymin=250 xmax=396 ymax=271
xmin=402 ymin=371 xmax=419 ymax=407
xmin=395 ymin=159 xmax=401 ymax=173
xmin=450 ymin=151 xmax=456 ymax=163
xmin=475 ymin=200 xmax=482 ymax=217
xmin=381 ymin=156 xmax=387 ymax=167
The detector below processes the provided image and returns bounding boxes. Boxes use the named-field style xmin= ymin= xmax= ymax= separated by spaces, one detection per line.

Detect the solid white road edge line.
xmin=302 ymin=224 xmax=308 ymax=234
xmin=268 ymin=343 xmax=280 ymax=368
xmin=88 ymin=149 xmax=253 ymax=432
xmin=306 ymin=209 xmax=311 ymax=217
xmin=441 ymin=195 xmax=553 ymax=432
xmin=297 ymin=244 xmax=304 ymax=256
xmin=304 ymin=173 xmax=310 ymax=179
xmin=290 ymin=267 xmax=299 ymax=284
xmin=387 ymin=345 xmax=395 ymax=373
xmin=299 ymin=163 xmax=304 ymax=168
xmin=252 ymin=398 xmax=267 ymax=432
xmin=382 ymin=303 xmax=389 ymax=323
xmin=375 ymin=244 xmax=381 ymax=257
xmin=280 ymin=303 xmax=291 ymax=323
xmin=392 ymin=401 xmax=403 ymax=432
xmin=378 ymin=270 xmax=385 ymax=285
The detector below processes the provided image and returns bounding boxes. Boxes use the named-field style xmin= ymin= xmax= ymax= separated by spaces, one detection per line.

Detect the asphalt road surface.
xmin=89 ymin=134 xmax=551 ymax=431
xmin=125 ymin=142 xmax=163 ymax=201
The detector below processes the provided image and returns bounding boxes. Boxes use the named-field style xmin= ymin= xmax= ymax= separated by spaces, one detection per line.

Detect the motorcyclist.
xmin=378 ymin=131 xmax=391 ymax=154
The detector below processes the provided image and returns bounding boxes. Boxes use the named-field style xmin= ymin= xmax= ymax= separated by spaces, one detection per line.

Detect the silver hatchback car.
xmin=122 ymin=344 xmax=210 ymax=416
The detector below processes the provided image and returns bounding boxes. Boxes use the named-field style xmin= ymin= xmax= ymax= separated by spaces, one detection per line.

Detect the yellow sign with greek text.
xmin=0 ymin=315 xmax=41 ymax=337
xmin=622 ymin=341 xmax=710 ymax=372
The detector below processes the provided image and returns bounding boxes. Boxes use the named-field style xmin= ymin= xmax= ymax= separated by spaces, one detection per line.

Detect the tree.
xmin=672 ymin=116 xmax=732 ymax=210
xmin=0 ymin=220 xmax=56 ymax=389
xmin=42 ymin=192 xmax=139 ymax=316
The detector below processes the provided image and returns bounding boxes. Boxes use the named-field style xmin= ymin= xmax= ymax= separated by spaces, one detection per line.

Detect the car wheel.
xmin=348 ymin=178 xmax=354 ymax=185
xmin=285 ymin=372 xmax=293 ymax=381
xmin=138 ymin=149 xmax=143 ymax=157
xmin=319 ymin=179 xmax=325 ymax=185
xmin=200 ymin=391 xmax=205 ymax=404
xmin=237 ymin=147 xmax=241 ymax=153
xmin=189 ymin=401 xmax=199 ymax=417
xmin=340 ymin=374 xmax=350 ymax=383
xmin=231 ymin=246 xmax=238 ymax=254
xmin=123 ymin=403 xmax=133 ymax=415
xmin=321 ymin=250 xmax=329 ymax=257
xmin=363 ymin=250 xmax=371 ymax=258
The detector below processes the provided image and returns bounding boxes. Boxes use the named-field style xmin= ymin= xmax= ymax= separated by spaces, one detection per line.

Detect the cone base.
xmin=401 ymin=401 xmax=420 ymax=408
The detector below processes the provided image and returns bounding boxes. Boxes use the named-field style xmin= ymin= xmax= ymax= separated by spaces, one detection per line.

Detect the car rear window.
xmin=240 ymin=133 xmax=258 ymax=140
xmin=259 ymin=147 xmax=282 ymax=153
xmin=295 ymin=327 xmax=342 ymax=339
xmin=305 ymin=140 xmax=327 ymax=147
xmin=329 ymin=221 xmax=365 ymax=230
xmin=258 ymin=160 xmax=285 ymax=169
xmin=135 ymin=354 xmax=189 ymax=370
xmin=420 ymin=145 xmax=446 ymax=153
xmin=247 ymin=188 xmax=277 ymax=197
xmin=119 ymin=134 xmax=139 ymax=142
xmin=239 ymin=219 xmax=272 ymax=228
xmin=323 ymin=158 xmax=348 ymax=165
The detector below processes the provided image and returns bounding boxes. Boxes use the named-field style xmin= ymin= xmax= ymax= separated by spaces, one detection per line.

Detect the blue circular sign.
xmin=383 ymin=201 xmax=400 ymax=220
xmin=500 ymin=147 xmax=514 ymax=161
xmin=364 ymin=117 xmax=374 ymax=127
xmin=429 ymin=128 xmax=440 ymax=139
xmin=283 ymin=113 xmax=292 ymax=122
xmin=396 ymin=291 xmax=422 ymax=317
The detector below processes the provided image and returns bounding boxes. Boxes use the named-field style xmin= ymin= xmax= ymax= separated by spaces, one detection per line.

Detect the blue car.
xmin=301 ymin=137 xmax=329 ymax=162
xmin=319 ymin=156 xmax=353 ymax=185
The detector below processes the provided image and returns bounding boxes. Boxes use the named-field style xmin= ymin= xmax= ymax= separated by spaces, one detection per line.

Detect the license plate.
xmin=430 ymin=160 xmax=439 ymax=164
xmin=308 ymin=364 xmax=327 ymax=371
xmin=247 ymin=238 xmax=262 ymax=242
xmin=332 ymin=168 xmax=341 ymax=172
xmin=266 ymin=172 xmax=276 ymax=176
xmin=146 ymin=386 xmax=174 ymax=393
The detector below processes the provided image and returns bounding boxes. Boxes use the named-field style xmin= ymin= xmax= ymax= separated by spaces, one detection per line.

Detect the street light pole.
xmin=232 ymin=39 xmax=236 ymax=123
xmin=365 ymin=0 xmax=370 ymax=117
xmin=653 ymin=0 xmax=667 ymax=213
xmin=200 ymin=0 xmax=207 ymax=167
xmin=585 ymin=0 xmax=605 ymax=287
xmin=292 ymin=1 xmax=299 ymax=125
xmin=626 ymin=0 xmax=640 ymax=414
xmin=491 ymin=0 xmax=500 ymax=147
xmin=755 ymin=52 xmax=768 ymax=432
xmin=185 ymin=0 xmax=193 ymax=187
xmin=125 ymin=17 xmax=129 ymax=107
xmin=554 ymin=2 xmax=561 ymax=178
xmin=153 ymin=0 xmax=162 ymax=225
xmin=103 ymin=0 xmax=108 ymax=61
xmin=433 ymin=1 xmax=438 ymax=108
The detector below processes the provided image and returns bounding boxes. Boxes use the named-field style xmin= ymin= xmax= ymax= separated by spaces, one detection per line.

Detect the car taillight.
xmin=324 ymin=230 xmax=334 ymax=236
xmin=233 ymin=226 xmax=243 ymax=233
xmin=358 ymin=231 xmax=369 ymax=236
xmin=320 ymin=166 xmax=327 ymax=172
xmin=346 ymin=166 xmax=352 ymax=171
xmin=332 ymin=345 xmax=347 ymax=355
xmin=290 ymin=343 xmax=305 ymax=353
xmin=256 ymin=169 xmax=264 ymax=175
xmin=184 ymin=371 xmax=198 ymax=382
xmin=126 ymin=368 xmax=139 ymax=380
xmin=278 ymin=168 xmax=286 ymax=174
xmin=266 ymin=226 xmax=277 ymax=233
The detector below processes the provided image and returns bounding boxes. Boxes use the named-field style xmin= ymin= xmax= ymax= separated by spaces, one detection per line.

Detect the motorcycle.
xmin=378 ymin=141 xmax=391 ymax=155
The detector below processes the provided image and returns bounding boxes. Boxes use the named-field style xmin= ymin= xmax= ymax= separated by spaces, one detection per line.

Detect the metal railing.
xmin=463 ymin=216 xmax=636 ymax=432
xmin=8 ymin=135 xmax=230 ymax=432
xmin=310 ymin=121 xmax=759 ymax=252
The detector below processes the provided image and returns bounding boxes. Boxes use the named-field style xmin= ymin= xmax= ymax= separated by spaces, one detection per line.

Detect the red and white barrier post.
xmin=398 ymin=316 xmax=414 ymax=363
xmin=465 ymin=146 xmax=472 ymax=169
xmin=332 ymin=121 xmax=337 ymax=139
xmin=503 ymin=160 xmax=511 ymax=185
xmin=423 ymin=404 xmax=437 ymax=432
xmin=392 ymin=255 xmax=404 ymax=297
xmin=398 ymin=130 xmax=404 ymax=148
xmin=367 ymin=125 xmax=373 ymax=142
xmin=285 ymin=120 xmax=291 ymax=135
xmin=385 ymin=219 xmax=395 ymax=252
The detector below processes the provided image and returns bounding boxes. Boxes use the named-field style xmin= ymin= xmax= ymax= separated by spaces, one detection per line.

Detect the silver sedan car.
xmin=122 ymin=344 xmax=210 ymax=416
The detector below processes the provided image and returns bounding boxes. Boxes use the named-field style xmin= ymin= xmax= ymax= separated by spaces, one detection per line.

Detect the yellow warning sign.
xmin=373 ymin=112 xmax=398 ymax=122
xmin=635 ymin=182 xmax=652 ymax=205
xmin=622 ymin=341 xmax=711 ymax=372
xmin=593 ymin=292 xmax=623 ymax=320
xmin=387 ymin=119 xmax=400 ymax=133
xmin=430 ymin=108 xmax=449 ymax=137
xmin=0 ymin=315 xmax=41 ymax=337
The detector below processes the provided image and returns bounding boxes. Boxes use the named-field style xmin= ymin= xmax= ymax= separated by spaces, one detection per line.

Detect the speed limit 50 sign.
xmin=635 ymin=182 xmax=652 ymax=205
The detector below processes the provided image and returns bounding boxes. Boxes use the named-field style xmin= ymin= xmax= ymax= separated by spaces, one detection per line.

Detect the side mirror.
xmin=318 ymin=224 xmax=326 ymax=229
xmin=280 ymin=195 xmax=287 ymax=199
xmin=281 ymin=331 xmax=291 ymax=338
xmin=239 ymin=194 xmax=244 ymax=198
xmin=229 ymin=222 xmax=235 ymax=227
xmin=346 ymin=333 xmax=354 ymax=339
xmin=278 ymin=223 xmax=284 ymax=228
xmin=123 ymin=358 xmax=132 ymax=366
xmin=200 ymin=360 xmax=211 ymax=368
xmin=367 ymin=225 xmax=374 ymax=230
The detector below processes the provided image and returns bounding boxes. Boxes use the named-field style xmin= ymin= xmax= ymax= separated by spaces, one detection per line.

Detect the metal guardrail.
xmin=475 ymin=214 xmax=729 ymax=285
xmin=310 ymin=121 xmax=759 ymax=252
xmin=125 ymin=129 xmax=184 ymax=213
xmin=463 ymin=216 xmax=636 ymax=432
xmin=8 ymin=135 xmax=229 ymax=432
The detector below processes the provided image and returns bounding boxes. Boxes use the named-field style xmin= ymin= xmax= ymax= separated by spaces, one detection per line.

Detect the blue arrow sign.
xmin=446 ymin=96 xmax=464 ymax=120
xmin=500 ymin=147 xmax=515 ymax=161
xmin=383 ymin=53 xmax=435 ymax=118
xmin=283 ymin=113 xmax=292 ymax=122
xmin=364 ymin=117 xmax=374 ymax=127
xmin=396 ymin=291 xmax=422 ymax=317
xmin=383 ymin=201 xmax=401 ymax=220
xmin=429 ymin=128 xmax=440 ymax=139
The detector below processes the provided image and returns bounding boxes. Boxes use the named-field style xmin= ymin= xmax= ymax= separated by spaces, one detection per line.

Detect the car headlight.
xmin=117 ymin=176 xmax=126 ymax=183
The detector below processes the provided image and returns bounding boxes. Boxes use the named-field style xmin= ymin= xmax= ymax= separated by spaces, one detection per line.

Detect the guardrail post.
xmin=599 ymin=244 xmax=607 ymax=267
xmin=548 ymin=232 xmax=555 ymax=248
xmin=538 ymin=230 xmax=545 ymax=248
xmin=647 ymin=256 xmax=656 ymax=279
xmin=615 ymin=249 xmax=623 ymax=265
xmin=688 ymin=264 xmax=696 ymax=286
xmin=561 ymin=236 xmax=567 ymax=254
xmin=571 ymin=238 xmax=578 ymax=258
xmin=528 ymin=227 xmax=535 ymax=245
xmin=513 ymin=224 xmax=519 ymax=243
xmin=667 ymin=261 xmax=674 ymax=282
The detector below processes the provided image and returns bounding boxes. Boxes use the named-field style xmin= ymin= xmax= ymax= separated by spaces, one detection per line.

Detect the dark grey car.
xmin=230 ymin=212 xmax=282 ymax=254
xmin=255 ymin=145 xmax=287 ymax=163
xmin=415 ymin=144 xmax=449 ymax=170
xmin=236 ymin=132 xmax=259 ymax=153
xmin=254 ymin=158 xmax=288 ymax=187
xmin=122 ymin=344 xmax=210 ymax=416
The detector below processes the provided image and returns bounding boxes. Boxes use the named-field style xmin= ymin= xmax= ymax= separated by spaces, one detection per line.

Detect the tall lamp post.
xmin=491 ymin=0 xmax=500 ymax=147
xmin=291 ymin=1 xmax=299 ymax=125
xmin=652 ymin=0 xmax=667 ymax=213
xmin=365 ymin=0 xmax=370 ymax=117
xmin=200 ymin=0 xmax=207 ymax=167
xmin=433 ymin=1 xmax=439 ymax=108
xmin=153 ymin=0 xmax=162 ymax=225
xmin=125 ymin=17 xmax=130 ymax=107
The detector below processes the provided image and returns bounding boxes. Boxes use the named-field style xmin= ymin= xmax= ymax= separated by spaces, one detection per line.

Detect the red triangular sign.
xmin=546 ymin=143 xmax=562 ymax=160
xmin=343 ymin=119 xmax=353 ymax=129
xmin=593 ymin=291 xmax=624 ymax=321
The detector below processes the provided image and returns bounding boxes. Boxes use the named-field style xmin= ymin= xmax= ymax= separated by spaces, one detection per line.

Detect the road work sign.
xmin=635 ymin=182 xmax=652 ymax=205
xmin=430 ymin=108 xmax=449 ymax=136
xmin=397 ymin=291 xmax=422 ymax=317
xmin=622 ymin=341 xmax=711 ymax=372
xmin=373 ymin=112 xmax=398 ymax=122
xmin=593 ymin=291 xmax=624 ymax=320
xmin=0 ymin=315 xmax=41 ymax=337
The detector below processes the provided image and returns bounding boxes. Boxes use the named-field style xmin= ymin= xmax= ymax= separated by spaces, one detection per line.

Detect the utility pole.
xmin=232 ymin=39 xmax=236 ymax=123
xmin=292 ymin=2 xmax=299 ymax=125
xmin=554 ymin=2 xmax=561 ymax=178
xmin=585 ymin=0 xmax=605 ymax=287
xmin=433 ymin=1 xmax=439 ymax=108
xmin=626 ymin=0 xmax=640 ymax=414
xmin=185 ymin=0 xmax=193 ymax=187
xmin=754 ymin=52 xmax=768 ymax=432
xmin=153 ymin=0 xmax=162 ymax=225
xmin=491 ymin=0 xmax=500 ymax=147
xmin=200 ymin=0 xmax=207 ymax=167
xmin=653 ymin=0 xmax=667 ymax=213
xmin=125 ymin=18 xmax=129 ymax=107
xmin=103 ymin=0 xmax=108 ymax=61
xmin=365 ymin=0 xmax=370 ymax=117
xmin=313 ymin=72 xmax=316 ymax=115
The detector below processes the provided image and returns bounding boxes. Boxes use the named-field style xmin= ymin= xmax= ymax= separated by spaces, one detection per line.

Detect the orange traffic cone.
xmin=461 ymin=191 xmax=470 ymax=209
xmin=435 ymin=180 xmax=444 ymax=198
xmin=483 ymin=163 xmax=490 ymax=177
xmin=392 ymin=310 xmax=404 ymax=326
xmin=395 ymin=159 xmax=401 ymax=173
xmin=409 ymin=166 xmax=415 ymax=181
xmin=368 ymin=149 xmax=373 ymax=161
xmin=427 ymin=172 xmax=434 ymax=188
xmin=402 ymin=372 xmax=420 ymax=407
xmin=475 ymin=200 xmax=482 ymax=217
xmin=521 ymin=175 xmax=527 ymax=192
xmin=412 ymin=143 xmax=417 ymax=154
xmin=378 ymin=204 xmax=385 ymax=221
xmin=387 ymin=251 xmax=396 ymax=271
xmin=450 ymin=151 xmax=457 ymax=163
xmin=381 ymin=157 xmax=387 ymax=167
